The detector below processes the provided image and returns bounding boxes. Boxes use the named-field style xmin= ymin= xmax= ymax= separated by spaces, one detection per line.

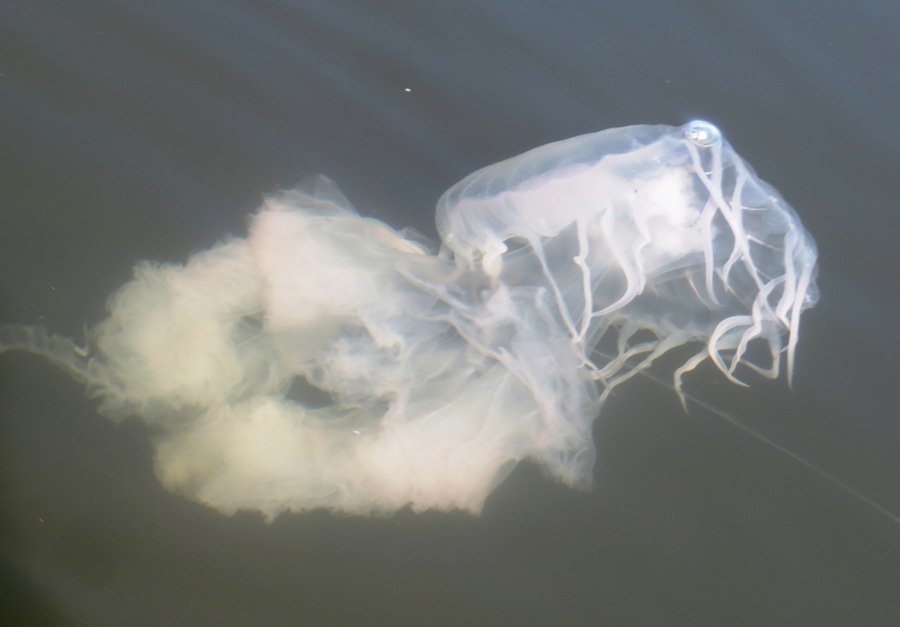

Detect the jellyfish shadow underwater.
xmin=0 ymin=121 xmax=821 ymax=520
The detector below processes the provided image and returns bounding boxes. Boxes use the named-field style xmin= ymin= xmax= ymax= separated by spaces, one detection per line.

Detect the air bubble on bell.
xmin=684 ymin=120 xmax=722 ymax=147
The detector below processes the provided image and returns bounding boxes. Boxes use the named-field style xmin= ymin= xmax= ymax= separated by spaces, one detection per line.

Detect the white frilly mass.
xmin=0 ymin=122 xmax=819 ymax=519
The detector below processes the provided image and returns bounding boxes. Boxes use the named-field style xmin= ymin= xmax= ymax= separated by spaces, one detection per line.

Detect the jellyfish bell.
xmin=435 ymin=121 xmax=819 ymax=396
xmin=1 ymin=121 xmax=820 ymax=519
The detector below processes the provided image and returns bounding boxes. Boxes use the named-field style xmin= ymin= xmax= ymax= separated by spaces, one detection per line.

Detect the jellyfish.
xmin=0 ymin=121 xmax=819 ymax=519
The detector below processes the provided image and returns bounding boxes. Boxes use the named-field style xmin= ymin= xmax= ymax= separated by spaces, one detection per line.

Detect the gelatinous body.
xmin=0 ymin=122 xmax=819 ymax=518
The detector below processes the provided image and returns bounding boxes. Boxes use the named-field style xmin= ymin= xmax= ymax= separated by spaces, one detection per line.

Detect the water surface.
xmin=2 ymin=1 xmax=899 ymax=625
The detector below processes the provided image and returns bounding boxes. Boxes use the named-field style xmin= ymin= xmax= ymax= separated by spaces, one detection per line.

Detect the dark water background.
xmin=2 ymin=1 xmax=899 ymax=625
